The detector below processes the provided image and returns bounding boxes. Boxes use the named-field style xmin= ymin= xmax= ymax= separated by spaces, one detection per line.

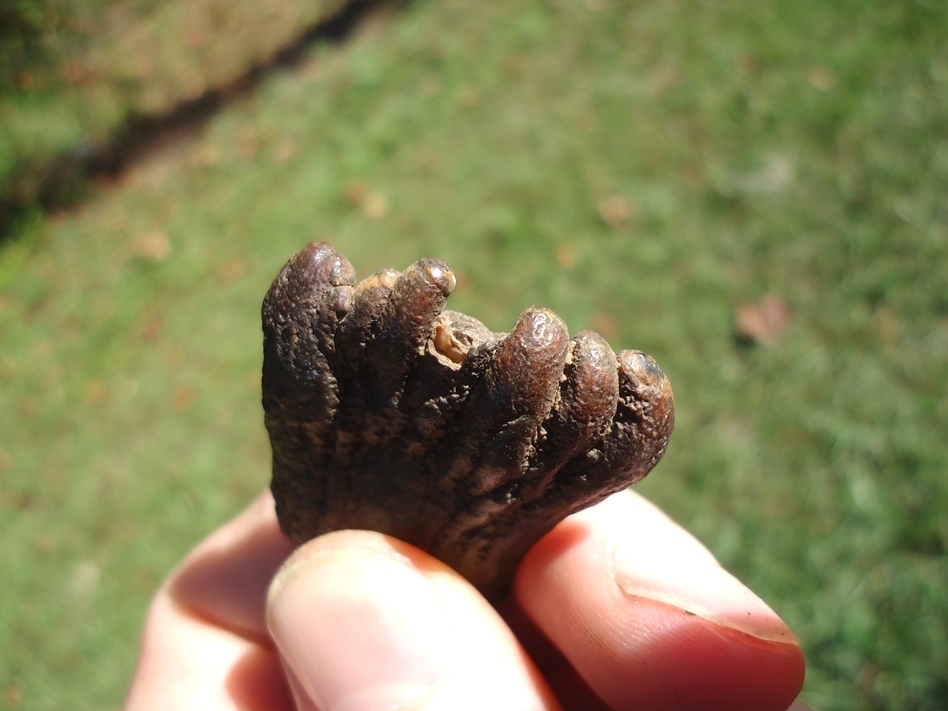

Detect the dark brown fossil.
xmin=263 ymin=242 xmax=674 ymax=601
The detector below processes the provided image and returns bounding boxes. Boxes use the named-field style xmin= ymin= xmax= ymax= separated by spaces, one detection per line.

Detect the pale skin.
xmin=124 ymin=489 xmax=808 ymax=711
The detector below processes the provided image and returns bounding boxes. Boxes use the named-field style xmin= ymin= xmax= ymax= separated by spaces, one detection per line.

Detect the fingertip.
xmin=267 ymin=531 xmax=559 ymax=711
xmin=126 ymin=584 xmax=293 ymax=711
xmin=267 ymin=533 xmax=452 ymax=711
xmin=168 ymin=492 xmax=294 ymax=643
xmin=515 ymin=491 xmax=806 ymax=711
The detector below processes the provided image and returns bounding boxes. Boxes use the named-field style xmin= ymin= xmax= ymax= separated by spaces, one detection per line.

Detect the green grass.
xmin=0 ymin=0 xmax=352 ymax=213
xmin=2 ymin=0 xmax=947 ymax=708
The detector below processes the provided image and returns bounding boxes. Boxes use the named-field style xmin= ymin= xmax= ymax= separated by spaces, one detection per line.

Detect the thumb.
xmin=266 ymin=530 xmax=558 ymax=711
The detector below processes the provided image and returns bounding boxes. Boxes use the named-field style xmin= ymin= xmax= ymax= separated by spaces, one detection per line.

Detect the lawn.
xmin=1 ymin=0 xmax=946 ymax=709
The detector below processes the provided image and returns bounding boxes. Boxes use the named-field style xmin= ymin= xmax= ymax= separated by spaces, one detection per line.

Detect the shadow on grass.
xmin=0 ymin=0 xmax=389 ymax=240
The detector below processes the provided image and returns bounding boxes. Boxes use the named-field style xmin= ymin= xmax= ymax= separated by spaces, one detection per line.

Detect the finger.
xmin=124 ymin=587 xmax=292 ymax=711
xmin=125 ymin=493 xmax=296 ymax=710
xmin=266 ymin=530 xmax=561 ymax=711
xmin=511 ymin=490 xmax=805 ymax=711
xmin=167 ymin=492 xmax=295 ymax=641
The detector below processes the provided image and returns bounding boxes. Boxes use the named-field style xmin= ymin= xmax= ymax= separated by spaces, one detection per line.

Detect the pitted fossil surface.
xmin=263 ymin=242 xmax=674 ymax=600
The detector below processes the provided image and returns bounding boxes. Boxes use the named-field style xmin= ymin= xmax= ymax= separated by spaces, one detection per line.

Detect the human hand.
xmin=124 ymin=489 xmax=806 ymax=711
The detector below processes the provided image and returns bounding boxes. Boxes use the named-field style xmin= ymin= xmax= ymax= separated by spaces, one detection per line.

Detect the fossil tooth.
xmin=263 ymin=242 xmax=674 ymax=600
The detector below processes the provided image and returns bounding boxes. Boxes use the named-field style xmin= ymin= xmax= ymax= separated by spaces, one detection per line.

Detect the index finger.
xmin=125 ymin=493 xmax=295 ymax=711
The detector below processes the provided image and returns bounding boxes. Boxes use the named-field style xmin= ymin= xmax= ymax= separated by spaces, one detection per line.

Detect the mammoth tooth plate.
xmin=262 ymin=242 xmax=674 ymax=601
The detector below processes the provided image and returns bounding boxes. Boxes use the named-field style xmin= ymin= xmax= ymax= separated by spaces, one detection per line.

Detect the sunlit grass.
xmin=1 ymin=0 xmax=946 ymax=708
xmin=0 ymin=0 xmax=353 ymax=210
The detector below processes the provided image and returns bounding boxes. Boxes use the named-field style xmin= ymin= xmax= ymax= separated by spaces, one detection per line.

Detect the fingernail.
xmin=612 ymin=539 xmax=798 ymax=644
xmin=268 ymin=546 xmax=450 ymax=711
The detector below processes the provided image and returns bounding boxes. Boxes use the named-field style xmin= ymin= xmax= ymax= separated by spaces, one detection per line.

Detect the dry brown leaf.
xmin=597 ymin=195 xmax=637 ymax=231
xmin=555 ymin=241 xmax=578 ymax=268
xmin=141 ymin=312 xmax=163 ymax=343
xmin=345 ymin=181 xmax=389 ymax=219
xmin=132 ymin=230 xmax=172 ymax=263
xmin=736 ymin=294 xmax=792 ymax=346
xmin=172 ymin=385 xmax=195 ymax=411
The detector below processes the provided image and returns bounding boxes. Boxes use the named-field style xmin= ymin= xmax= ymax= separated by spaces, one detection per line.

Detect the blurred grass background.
xmin=0 ymin=0 xmax=353 ymax=215
xmin=1 ymin=0 xmax=946 ymax=708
